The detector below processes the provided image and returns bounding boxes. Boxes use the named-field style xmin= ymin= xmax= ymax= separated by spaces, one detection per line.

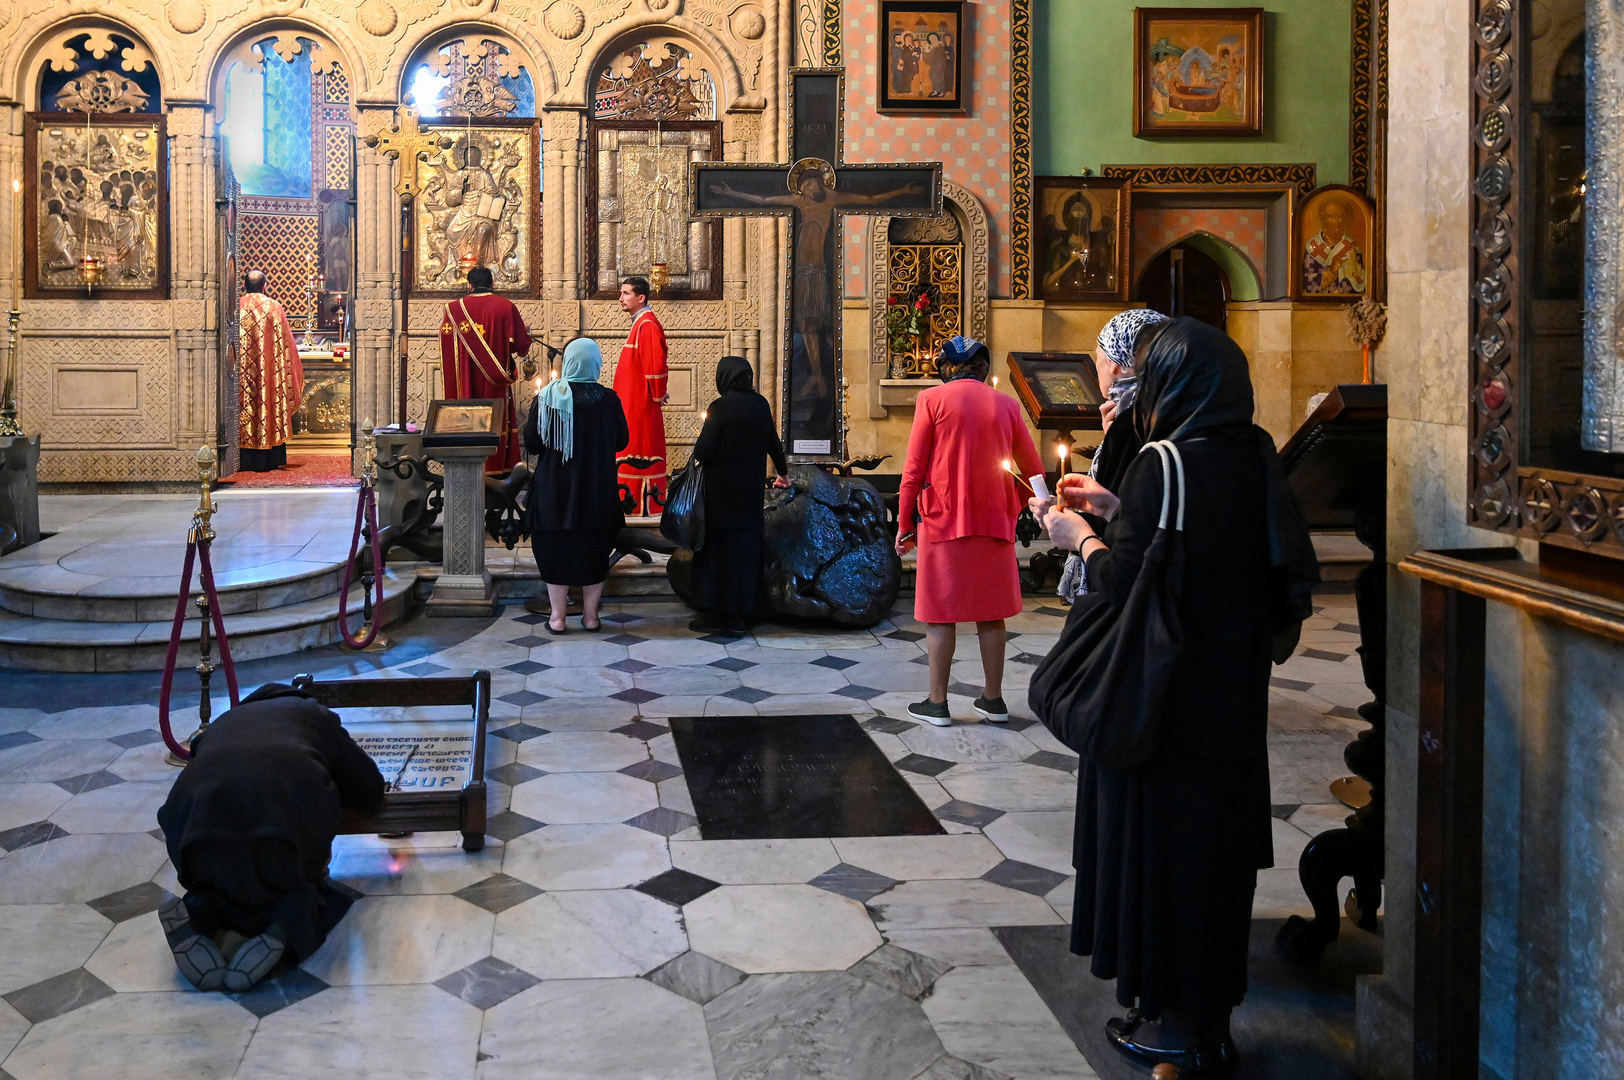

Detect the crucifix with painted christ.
xmin=691 ymin=70 xmax=941 ymax=460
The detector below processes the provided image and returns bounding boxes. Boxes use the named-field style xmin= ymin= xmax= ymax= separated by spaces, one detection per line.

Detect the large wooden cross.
xmin=692 ymin=69 xmax=941 ymax=460
xmin=363 ymin=106 xmax=452 ymax=425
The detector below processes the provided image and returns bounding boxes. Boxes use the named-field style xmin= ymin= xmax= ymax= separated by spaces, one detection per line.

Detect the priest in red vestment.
xmin=439 ymin=266 xmax=535 ymax=472
xmin=238 ymin=270 xmax=304 ymax=472
xmin=612 ymin=276 xmax=669 ymax=515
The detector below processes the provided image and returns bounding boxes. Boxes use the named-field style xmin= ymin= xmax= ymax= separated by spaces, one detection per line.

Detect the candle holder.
xmin=460 ymin=252 xmax=480 ymax=276
xmin=300 ymin=255 xmax=326 ymax=350
xmin=649 ymin=262 xmax=670 ymax=295
xmin=0 ymin=309 xmax=21 ymax=437
xmin=76 ymin=255 xmax=102 ymax=295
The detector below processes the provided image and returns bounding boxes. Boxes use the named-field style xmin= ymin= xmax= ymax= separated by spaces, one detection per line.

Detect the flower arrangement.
xmin=884 ymin=291 xmax=932 ymax=376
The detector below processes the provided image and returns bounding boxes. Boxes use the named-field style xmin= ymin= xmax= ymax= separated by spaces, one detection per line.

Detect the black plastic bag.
xmin=660 ymin=458 xmax=706 ymax=552
xmin=1028 ymin=441 xmax=1186 ymax=769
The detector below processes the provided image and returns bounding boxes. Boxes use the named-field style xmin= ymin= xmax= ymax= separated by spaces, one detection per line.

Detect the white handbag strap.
xmin=1144 ymin=440 xmax=1187 ymax=532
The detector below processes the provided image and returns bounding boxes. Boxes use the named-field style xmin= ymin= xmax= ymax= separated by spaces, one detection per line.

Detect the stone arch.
xmin=565 ymin=18 xmax=758 ymax=112
xmin=5 ymin=13 xmax=171 ymax=110
xmin=869 ymin=181 xmax=990 ymax=376
xmin=1134 ymin=231 xmax=1262 ymax=303
xmin=1531 ymin=4 xmax=1584 ymax=106
xmin=393 ymin=20 xmax=559 ymax=108
xmin=205 ymin=22 xmax=365 ymax=113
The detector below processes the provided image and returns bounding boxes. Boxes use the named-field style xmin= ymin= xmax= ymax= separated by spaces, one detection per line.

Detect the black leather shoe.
xmin=1105 ymin=1018 xmax=1237 ymax=1074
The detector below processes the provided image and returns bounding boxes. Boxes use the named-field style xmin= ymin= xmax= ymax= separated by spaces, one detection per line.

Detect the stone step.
xmin=0 ymin=560 xmax=344 ymax=623
xmin=0 ymin=571 xmax=415 ymax=673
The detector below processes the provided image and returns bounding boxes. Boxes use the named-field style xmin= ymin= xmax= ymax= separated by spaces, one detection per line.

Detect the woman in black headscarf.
xmin=1033 ymin=318 xmax=1306 ymax=1073
xmin=686 ymin=356 xmax=790 ymax=635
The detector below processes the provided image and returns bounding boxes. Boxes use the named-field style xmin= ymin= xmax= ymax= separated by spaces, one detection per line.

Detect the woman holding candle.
xmin=896 ymin=336 xmax=1043 ymax=726
xmin=524 ymin=338 xmax=629 ymax=633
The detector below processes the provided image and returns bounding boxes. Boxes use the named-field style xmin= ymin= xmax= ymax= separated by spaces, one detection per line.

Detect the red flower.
xmin=914 ymin=294 xmax=930 ymax=310
xmin=887 ymin=295 xmax=901 ymax=307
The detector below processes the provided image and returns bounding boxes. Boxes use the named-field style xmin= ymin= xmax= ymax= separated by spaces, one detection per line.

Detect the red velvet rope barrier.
xmin=156 ymin=535 xmax=241 ymax=761
xmin=335 ymin=480 xmax=385 ymax=649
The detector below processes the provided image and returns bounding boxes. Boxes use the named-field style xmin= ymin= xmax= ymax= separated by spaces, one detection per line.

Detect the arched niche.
xmin=6 ymin=18 xmax=171 ymax=110
xmin=212 ymin=32 xmax=354 ymax=203
xmin=401 ymin=32 xmax=541 ymax=119
xmin=560 ymin=18 xmax=758 ymax=112
xmin=31 ymin=27 xmax=162 ymax=113
xmin=1135 ymin=231 xmax=1263 ymax=303
xmin=869 ymin=182 xmax=990 ymax=378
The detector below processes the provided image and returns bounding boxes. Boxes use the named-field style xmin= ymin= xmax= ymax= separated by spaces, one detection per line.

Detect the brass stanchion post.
xmin=166 ymin=447 xmax=219 ymax=766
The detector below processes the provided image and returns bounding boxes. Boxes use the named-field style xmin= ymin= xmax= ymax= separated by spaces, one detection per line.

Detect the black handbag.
xmin=660 ymin=458 xmax=707 ymax=551
xmin=1028 ymin=440 xmax=1187 ymax=769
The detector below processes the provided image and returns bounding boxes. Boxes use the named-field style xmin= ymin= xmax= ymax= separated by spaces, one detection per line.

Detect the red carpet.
xmin=218 ymin=450 xmax=359 ymax=488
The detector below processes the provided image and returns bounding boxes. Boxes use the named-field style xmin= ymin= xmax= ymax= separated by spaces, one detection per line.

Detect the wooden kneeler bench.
xmin=291 ymin=670 xmax=491 ymax=852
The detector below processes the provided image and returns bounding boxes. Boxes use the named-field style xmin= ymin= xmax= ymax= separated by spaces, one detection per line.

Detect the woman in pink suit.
xmin=896 ymin=337 xmax=1044 ymax=726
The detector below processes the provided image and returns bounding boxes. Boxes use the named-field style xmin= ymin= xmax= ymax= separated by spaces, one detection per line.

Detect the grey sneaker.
xmin=907 ymin=699 xmax=953 ymax=727
xmin=973 ymin=695 xmax=1009 ymax=723
xmin=160 ymin=896 xmax=228 ymax=992
xmin=222 ymin=925 xmax=287 ymax=992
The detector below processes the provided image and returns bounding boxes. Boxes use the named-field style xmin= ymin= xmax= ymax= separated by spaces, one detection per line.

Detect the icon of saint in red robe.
xmin=439 ymin=284 xmax=533 ymax=473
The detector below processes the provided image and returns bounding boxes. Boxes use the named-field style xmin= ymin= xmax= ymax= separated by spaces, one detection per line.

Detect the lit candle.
xmin=1057 ymin=441 xmax=1069 ymax=475
xmin=1002 ymin=459 xmax=1035 ymax=494
xmin=701 ymin=410 xmax=708 ymax=423
xmin=990 ymin=375 xmax=999 ymax=389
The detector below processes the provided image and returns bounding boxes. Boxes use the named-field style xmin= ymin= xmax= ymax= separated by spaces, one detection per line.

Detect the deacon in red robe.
xmin=238 ymin=270 xmax=304 ymax=473
xmin=612 ymin=276 xmax=669 ymax=516
xmin=439 ymin=266 xmax=534 ymax=472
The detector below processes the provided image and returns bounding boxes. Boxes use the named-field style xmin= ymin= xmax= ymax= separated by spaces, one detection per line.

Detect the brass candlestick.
xmin=0 ymin=309 xmax=21 ymax=437
xmin=356 ymin=420 xmax=390 ymax=651
xmin=167 ymin=446 xmax=220 ymax=766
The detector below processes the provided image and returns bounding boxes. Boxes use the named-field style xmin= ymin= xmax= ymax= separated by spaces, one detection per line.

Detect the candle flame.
xmin=991 ymin=375 xmax=999 ymax=388
xmin=10 ymin=180 xmax=17 ymax=193
xmin=1002 ymin=459 xmax=1013 ymax=472
xmin=1057 ymin=443 xmax=1068 ymax=460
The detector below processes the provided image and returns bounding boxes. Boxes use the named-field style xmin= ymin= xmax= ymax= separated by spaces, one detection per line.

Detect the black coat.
xmin=157 ymin=685 xmax=385 ymax=883
xmin=524 ymin=384 xmax=630 ymax=533
xmin=692 ymin=389 xmax=787 ymax=533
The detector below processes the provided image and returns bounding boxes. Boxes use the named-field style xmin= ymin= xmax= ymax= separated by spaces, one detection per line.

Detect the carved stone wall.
xmin=0 ymin=0 xmax=787 ymax=483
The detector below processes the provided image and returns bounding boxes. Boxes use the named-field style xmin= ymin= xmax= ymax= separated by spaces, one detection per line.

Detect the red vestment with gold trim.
xmin=613 ymin=307 xmax=669 ymax=516
xmin=439 ymin=292 xmax=533 ymax=472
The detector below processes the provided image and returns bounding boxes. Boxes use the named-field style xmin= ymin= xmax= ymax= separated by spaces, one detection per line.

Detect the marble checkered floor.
xmin=0 ymin=593 xmax=1371 ymax=1080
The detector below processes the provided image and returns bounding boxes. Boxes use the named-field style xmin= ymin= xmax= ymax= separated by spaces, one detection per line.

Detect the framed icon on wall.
xmin=1133 ymin=7 xmax=1266 ymax=137
xmin=878 ymin=1 xmax=967 ymax=114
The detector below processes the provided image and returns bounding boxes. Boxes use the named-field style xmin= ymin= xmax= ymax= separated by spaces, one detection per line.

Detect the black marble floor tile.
xmin=612 ymin=687 xmax=663 ymax=704
xmin=1270 ymin=804 xmax=1301 ymax=819
xmin=721 ymin=686 xmax=774 ymax=704
xmin=0 ymin=730 xmax=41 ymax=752
xmin=3 ymin=968 xmax=115 ymax=1024
xmin=981 ymin=859 xmax=1069 ymax=897
xmin=108 ymin=728 xmax=163 ymax=749
xmin=487 ymin=762 xmax=547 ymax=787
xmin=1327 ymin=705 xmax=1365 ymax=720
xmin=511 ymin=613 xmax=550 ymax=626
xmin=808 ymin=863 xmax=899 ymax=903
xmin=635 ymin=867 xmax=721 ymax=907
xmin=885 ymin=629 xmax=926 ymax=642
xmin=401 ymin=661 xmax=451 ymax=677
xmin=436 ymin=956 xmax=541 ymax=1010
xmin=491 ymin=722 xmax=549 ymax=743
xmin=933 ymin=800 xmax=1004 ymax=829
xmin=670 ymin=715 xmax=945 ymax=840
xmin=608 ymin=658 xmax=656 ymax=674
xmin=603 ymin=612 xmax=642 ymax=624
xmin=613 ymin=719 xmax=671 ymax=741
xmin=811 ymin=655 xmax=858 ymax=671
xmin=1270 ymin=677 xmax=1314 ymax=692
xmin=849 ymin=943 xmax=952 ymax=1001
xmin=834 ymin=685 xmax=884 ymax=701
xmin=1333 ymin=622 xmax=1362 ymax=634
xmin=328 ymin=877 xmax=365 ymax=902
xmin=1035 ymin=606 xmax=1070 ymax=618
xmin=1005 ymin=631 xmax=1022 ymax=639
xmin=507 ymin=636 xmax=552 ymax=648
xmin=863 ymin=716 xmax=916 ymax=735
xmin=498 ymin=690 xmax=551 ymax=707
xmin=502 ymin=660 xmax=551 ymax=675
xmin=54 ymin=770 xmax=124 ymax=795
xmin=1302 ymin=649 xmax=1350 ymax=662
xmin=1003 ymin=716 xmax=1039 ymax=732
xmin=1024 ymin=751 xmax=1079 ymax=773
xmin=1009 ymin=652 xmax=1048 ymax=666
xmin=701 ymin=632 xmax=745 ymax=644
xmin=604 ymin=633 xmax=648 ymax=646
xmin=620 ymin=758 xmax=683 ymax=783
xmin=87 ymin=881 xmax=172 ymax=923
xmin=0 ymin=821 xmax=68 ymax=853
xmin=946 ymin=681 xmax=985 ymax=698
xmin=484 ymin=811 xmax=545 ymax=841
xmin=909 ymin=654 xmax=931 ymax=666
xmin=709 ymin=657 xmax=757 ymax=672
xmin=147 ymin=827 xmax=167 ymax=842
xmin=230 ymin=968 xmax=329 ymax=1019
xmin=624 ymin=807 xmax=698 ymax=837
xmin=645 ymin=950 xmax=746 ymax=1005
xmin=454 ymin=873 xmax=543 ymax=914
xmin=893 ymin=754 xmax=955 ymax=777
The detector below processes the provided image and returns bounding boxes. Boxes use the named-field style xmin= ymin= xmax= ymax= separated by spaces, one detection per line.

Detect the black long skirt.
xmin=239 ymin=445 xmax=287 ymax=472
xmin=689 ymin=527 xmax=762 ymax=618
xmin=1071 ymin=751 xmax=1267 ymax=1019
xmin=533 ymin=528 xmax=617 ymax=586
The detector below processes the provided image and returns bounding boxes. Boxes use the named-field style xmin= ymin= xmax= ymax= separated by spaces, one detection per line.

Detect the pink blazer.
xmin=898 ymin=378 xmax=1045 ymax=544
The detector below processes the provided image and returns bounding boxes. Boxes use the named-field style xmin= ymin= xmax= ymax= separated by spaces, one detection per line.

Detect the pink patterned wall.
xmin=1129 ymin=207 xmax=1267 ymax=292
xmin=841 ymin=0 xmax=1013 ymax=298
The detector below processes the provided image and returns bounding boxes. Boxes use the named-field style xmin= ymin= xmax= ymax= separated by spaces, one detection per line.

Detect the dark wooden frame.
xmin=1030 ymin=176 xmax=1132 ymax=302
xmin=1291 ymin=182 xmax=1384 ymax=303
xmin=24 ymin=112 xmax=170 ymax=300
xmin=877 ymin=0 xmax=968 ymax=115
xmin=425 ymin=397 xmax=505 ymax=436
xmin=292 ymin=670 xmax=492 ymax=853
xmin=584 ymin=118 xmax=723 ymax=301
xmin=1132 ymin=7 xmax=1266 ymax=138
xmin=1005 ymin=351 xmax=1105 ymax=429
xmin=1465 ymin=0 xmax=1624 ymax=561
xmin=408 ymin=116 xmax=540 ymax=300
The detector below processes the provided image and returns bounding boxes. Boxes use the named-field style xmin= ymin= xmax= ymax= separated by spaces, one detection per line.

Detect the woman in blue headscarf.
xmin=524 ymin=338 xmax=629 ymax=633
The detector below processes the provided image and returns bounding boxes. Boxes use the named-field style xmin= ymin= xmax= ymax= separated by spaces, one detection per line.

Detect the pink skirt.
xmin=913 ymin=531 xmax=1022 ymax=624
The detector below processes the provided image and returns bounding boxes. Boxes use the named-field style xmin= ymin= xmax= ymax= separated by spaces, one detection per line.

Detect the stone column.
xmin=167 ymin=105 xmax=217 ymax=450
xmin=543 ymin=109 xmax=585 ymax=301
xmin=354 ymin=108 xmax=402 ymax=445
xmin=423 ymin=442 xmax=496 ymax=616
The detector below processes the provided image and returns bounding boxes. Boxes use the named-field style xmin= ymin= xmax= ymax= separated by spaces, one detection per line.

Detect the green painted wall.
xmin=1033 ymin=0 xmax=1353 ymax=184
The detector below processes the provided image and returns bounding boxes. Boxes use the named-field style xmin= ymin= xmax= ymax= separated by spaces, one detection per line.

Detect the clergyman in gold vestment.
xmin=237 ymin=270 xmax=304 ymax=472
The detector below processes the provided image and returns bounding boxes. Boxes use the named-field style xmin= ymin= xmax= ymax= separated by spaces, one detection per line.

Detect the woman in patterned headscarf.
xmin=895 ymin=336 xmax=1044 ymax=727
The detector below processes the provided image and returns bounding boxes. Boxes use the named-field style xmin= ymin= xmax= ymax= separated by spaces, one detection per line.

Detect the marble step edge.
xmin=0 ymin=560 xmax=347 ymax=623
xmin=0 ymin=572 xmax=414 ymax=673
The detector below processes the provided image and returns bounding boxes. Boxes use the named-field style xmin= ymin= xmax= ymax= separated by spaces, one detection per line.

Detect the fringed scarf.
xmin=536 ymin=337 xmax=603 ymax=461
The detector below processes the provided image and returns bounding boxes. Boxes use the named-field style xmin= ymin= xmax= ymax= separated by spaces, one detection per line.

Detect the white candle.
xmin=11 ymin=179 xmax=19 ymax=310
